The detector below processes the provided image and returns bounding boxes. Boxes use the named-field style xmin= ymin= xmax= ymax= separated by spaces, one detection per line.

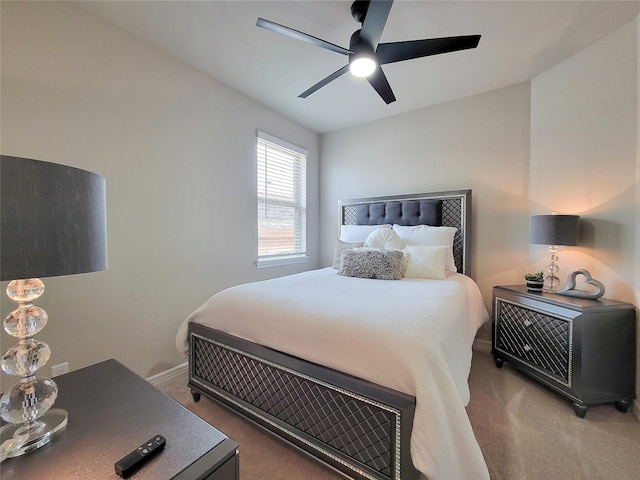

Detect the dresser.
xmin=492 ymin=285 xmax=636 ymax=418
xmin=1 ymin=359 xmax=239 ymax=479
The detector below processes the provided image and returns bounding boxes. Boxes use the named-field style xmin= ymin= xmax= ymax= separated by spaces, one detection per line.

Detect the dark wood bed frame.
xmin=188 ymin=189 xmax=472 ymax=480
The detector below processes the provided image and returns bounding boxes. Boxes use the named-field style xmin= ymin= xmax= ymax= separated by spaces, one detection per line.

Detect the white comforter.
xmin=176 ymin=268 xmax=489 ymax=480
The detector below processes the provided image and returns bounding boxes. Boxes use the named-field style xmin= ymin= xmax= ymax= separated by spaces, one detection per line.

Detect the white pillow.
xmin=403 ymin=245 xmax=448 ymax=279
xmin=364 ymin=228 xmax=404 ymax=251
xmin=340 ymin=224 xmax=391 ymax=243
xmin=393 ymin=224 xmax=457 ymax=273
xmin=332 ymin=239 xmax=363 ymax=269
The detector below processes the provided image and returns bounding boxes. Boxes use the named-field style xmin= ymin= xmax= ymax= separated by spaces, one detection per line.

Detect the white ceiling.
xmin=77 ymin=1 xmax=640 ymax=134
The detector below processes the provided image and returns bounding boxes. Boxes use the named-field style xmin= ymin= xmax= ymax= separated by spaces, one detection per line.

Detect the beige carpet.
xmin=158 ymin=352 xmax=640 ymax=479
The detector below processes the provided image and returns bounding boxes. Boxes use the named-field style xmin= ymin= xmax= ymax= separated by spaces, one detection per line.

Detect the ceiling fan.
xmin=256 ymin=0 xmax=481 ymax=104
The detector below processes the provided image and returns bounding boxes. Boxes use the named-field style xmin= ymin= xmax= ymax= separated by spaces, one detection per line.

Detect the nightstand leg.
xmin=614 ymin=400 xmax=631 ymax=413
xmin=493 ymin=356 xmax=504 ymax=368
xmin=191 ymin=390 xmax=201 ymax=402
xmin=572 ymin=403 xmax=588 ymax=418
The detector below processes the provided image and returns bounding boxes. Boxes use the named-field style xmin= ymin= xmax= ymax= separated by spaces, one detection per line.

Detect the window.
xmin=256 ymin=131 xmax=307 ymax=268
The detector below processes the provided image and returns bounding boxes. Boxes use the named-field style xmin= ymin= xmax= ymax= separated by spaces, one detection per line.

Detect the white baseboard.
xmin=472 ymin=338 xmax=492 ymax=354
xmin=146 ymin=362 xmax=188 ymax=387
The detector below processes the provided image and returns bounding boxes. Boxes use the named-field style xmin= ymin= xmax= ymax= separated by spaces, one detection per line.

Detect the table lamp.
xmin=0 ymin=155 xmax=107 ymax=458
xmin=529 ymin=214 xmax=579 ymax=293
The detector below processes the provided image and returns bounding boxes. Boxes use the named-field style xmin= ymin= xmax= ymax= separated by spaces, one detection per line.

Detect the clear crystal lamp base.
xmin=0 ymin=279 xmax=68 ymax=460
xmin=544 ymin=245 xmax=561 ymax=293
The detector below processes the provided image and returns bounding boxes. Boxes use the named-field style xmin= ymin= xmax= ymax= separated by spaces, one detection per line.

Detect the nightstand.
xmin=492 ymin=285 xmax=636 ymax=418
xmin=1 ymin=359 xmax=239 ymax=479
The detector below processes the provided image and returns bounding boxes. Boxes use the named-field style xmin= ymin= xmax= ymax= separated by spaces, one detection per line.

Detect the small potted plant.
xmin=524 ymin=271 xmax=544 ymax=292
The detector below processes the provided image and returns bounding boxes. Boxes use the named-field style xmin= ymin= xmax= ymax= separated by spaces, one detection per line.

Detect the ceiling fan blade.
xmin=299 ymin=65 xmax=350 ymax=99
xmin=257 ymin=18 xmax=353 ymax=56
xmin=376 ymin=35 xmax=481 ymax=64
xmin=358 ymin=0 xmax=393 ymax=50
xmin=367 ymin=67 xmax=396 ymax=104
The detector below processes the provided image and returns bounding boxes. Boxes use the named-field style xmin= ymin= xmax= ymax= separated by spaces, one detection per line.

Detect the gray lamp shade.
xmin=1 ymin=155 xmax=107 ymax=281
xmin=529 ymin=214 xmax=580 ymax=246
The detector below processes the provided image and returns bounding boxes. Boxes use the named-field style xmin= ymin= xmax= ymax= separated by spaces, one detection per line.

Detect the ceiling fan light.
xmin=349 ymin=55 xmax=377 ymax=78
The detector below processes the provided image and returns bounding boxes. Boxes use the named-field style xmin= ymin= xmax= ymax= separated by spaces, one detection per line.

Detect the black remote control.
xmin=115 ymin=434 xmax=166 ymax=478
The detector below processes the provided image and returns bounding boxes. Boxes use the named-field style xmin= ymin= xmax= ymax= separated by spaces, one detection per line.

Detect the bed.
xmin=175 ymin=189 xmax=489 ymax=480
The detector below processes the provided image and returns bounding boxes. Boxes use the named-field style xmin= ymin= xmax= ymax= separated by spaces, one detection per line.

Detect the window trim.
xmin=256 ymin=254 xmax=309 ymax=269
xmin=258 ymin=131 xmax=308 ymax=157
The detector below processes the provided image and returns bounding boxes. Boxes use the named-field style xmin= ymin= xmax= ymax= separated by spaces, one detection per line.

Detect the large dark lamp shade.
xmin=529 ymin=214 xmax=580 ymax=246
xmin=1 ymin=155 xmax=107 ymax=280
xmin=0 ymin=155 xmax=107 ymax=459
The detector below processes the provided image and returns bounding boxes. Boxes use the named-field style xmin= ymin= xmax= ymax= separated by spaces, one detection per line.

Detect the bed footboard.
xmin=188 ymin=322 xmax=419 ymax=480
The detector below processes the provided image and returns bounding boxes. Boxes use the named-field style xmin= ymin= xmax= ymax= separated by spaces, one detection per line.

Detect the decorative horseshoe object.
xmin=556 ymin=269 xmax=605 ymax=299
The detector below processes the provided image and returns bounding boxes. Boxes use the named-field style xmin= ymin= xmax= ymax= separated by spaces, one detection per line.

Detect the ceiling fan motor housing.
xmin=349 ymin=29 xmax=373 ymax=54
xmin=348 ymin=29 xmax=376 ymax=77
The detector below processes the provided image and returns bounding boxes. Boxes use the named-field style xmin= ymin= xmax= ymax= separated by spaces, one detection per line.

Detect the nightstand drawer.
xmin=495 ymin=298 xmax=573 ymax=386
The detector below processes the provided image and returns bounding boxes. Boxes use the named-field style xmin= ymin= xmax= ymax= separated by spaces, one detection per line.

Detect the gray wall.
xmin=529 ymin=20 xmax=637 ymax=303
xmin=1 ymin=1 xmax=320 ymax=380
xmin=637 ymin=13 xmax=640 ymax=413
xmin=319 ymin=82 xmax=532 ymax=316
xmin=633 ymin=16 xmax=640 ymax=411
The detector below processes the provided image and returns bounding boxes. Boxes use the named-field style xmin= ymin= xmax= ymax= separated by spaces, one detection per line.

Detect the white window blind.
xmin=257 ymin=131 xmax=307 ymax=267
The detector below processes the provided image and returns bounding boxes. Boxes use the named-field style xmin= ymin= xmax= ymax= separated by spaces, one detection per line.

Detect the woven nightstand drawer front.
xmin=495 ymin=299 xmax=572 ymax=386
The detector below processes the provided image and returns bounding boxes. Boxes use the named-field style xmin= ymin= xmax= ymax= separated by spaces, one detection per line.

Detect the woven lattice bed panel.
xmin=189 ymin=327 xmax=418 ymax=480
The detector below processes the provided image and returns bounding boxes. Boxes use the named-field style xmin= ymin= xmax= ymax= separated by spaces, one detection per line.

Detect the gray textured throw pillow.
xmin=338 ymin=248 xmax=404 ymax=280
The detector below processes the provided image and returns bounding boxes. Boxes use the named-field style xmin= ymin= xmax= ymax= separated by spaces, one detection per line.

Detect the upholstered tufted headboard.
xmin=339 ymin=190 xmax=472 ymax=277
